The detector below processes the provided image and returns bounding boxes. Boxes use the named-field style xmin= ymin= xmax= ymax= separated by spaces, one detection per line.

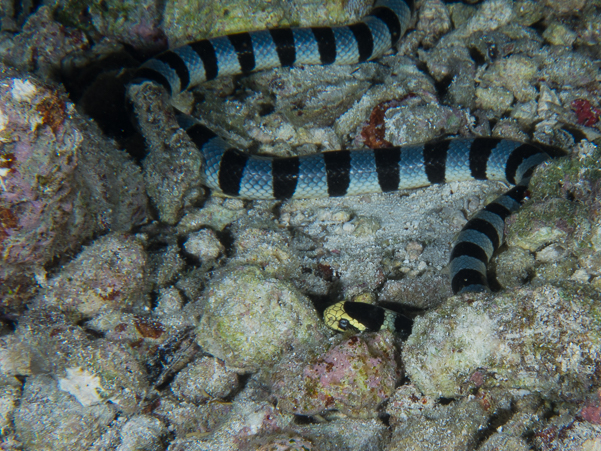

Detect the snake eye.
xmin=338 ymin=318 xmax=349 ymax=330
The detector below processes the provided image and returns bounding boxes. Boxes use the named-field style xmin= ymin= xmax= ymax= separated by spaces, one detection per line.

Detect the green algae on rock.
xmin=403 ymin=284 xmax=601 ymax=400
xmin=505 ymin=198 xmax=589 ymax=253
xmin=196 ymin=265 xmax=328 ymax=373
xmin=501 ymin=142 xmax=601 ymax=287
xmin=162 ymin=0 xmax=371 ymax=48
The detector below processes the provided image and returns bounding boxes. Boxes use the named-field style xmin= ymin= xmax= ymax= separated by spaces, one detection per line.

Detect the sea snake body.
xmin=130 ymin=0 xmax=557 ymax=334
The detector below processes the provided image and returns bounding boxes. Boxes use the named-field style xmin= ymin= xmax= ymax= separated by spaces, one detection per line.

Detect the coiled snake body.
xmin=130 ymin=0 xmax=557 ymax=334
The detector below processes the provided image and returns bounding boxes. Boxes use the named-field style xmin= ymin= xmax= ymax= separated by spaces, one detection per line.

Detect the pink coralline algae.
xmin=272 ymin=331 xmax=401 ymax=418
xmin=0 ymin=69 xmax=147 ymax=310
xmin=580 ymin=390 xmax=601 ymax=425
xmin=571 ymin=98 xmax=601 ymax=126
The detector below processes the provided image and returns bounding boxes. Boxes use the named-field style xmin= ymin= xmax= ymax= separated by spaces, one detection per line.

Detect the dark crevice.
xmin=529 ymin=17 xmax=548 ymax=36
xmin=321 ymin=279 xmax=345 ymax=303
xmin=415 ymin=60 xmax=429 ymax=75
xmin=230 ymin=73 xmax=250 ymax=99
xmin=293 ymin=414 xmax=322 ymax=425
xmin=76 ymin=318 xmax=106 ymax=340
xmin=192 ymin=90 xmax=206 ymax=105
xmin=140 ymin=200 xmax=161 ymax=227
xmin=145 ymin=239 xmax=171 ymax=254
xmin=560 ymin=125 xmax=588 ymax=143
xmin=398 ymin=375 xmax=412 ymax=387
xmin=378 ymin=301 xmax=425 ymax=318
xmin=12 ymin=0 xmax=23 ymax=18
xmin=434 ymin=73 xmax=454 ymax=99
xmin=225 ymin=373 xmax=252 ymax=402
xmin=521 ymin=265 xmax=536 ymax=286
xmin=0 ymin=314 xmax=18 ymax=333
xmin=379 ymin=412 xmax=391 ymax=427
xmin=474 ymin=402 xmax=515 ymax=445
xmin=147 ymin=327 xmax=199 ymax=387
xmin=258 ymin=102 xmax=275 ymax=116
xmin=148 ymin=290 xmax=160 ymax=310
xmin=174 ymin=286 xmax=192 ymax=305
xmin=499 ymin=110 xmax=512 ymax=120
xmin=522 ymin=430 xmax=536 ymax=446
xmin=486 ymin=255 xmax=503 ymax=292
xmin=13 ymin=0 xmax=43 ymax=25
xmin=487 ymin=43 xmax=498 ymax=61
xmin=58 ymin=46 xmax=149 ymax=162
xmin=468 ymin=46 xmax=486 ymax=66
xmin=215 ymin=227 xmax=237 ymax=259
xmin=152 ymin=369 xmax=177 ymax=391
xmin=247 ymin=140 xmax=262 ymax=154
xmin=155 ymin=0 xmax=169 ymax=22
xmin=270 ymin=201 xmax=284 ymax=221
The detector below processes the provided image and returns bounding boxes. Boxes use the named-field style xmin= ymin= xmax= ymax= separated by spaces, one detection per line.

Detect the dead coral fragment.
xmin=14 ymin=375 xmax=114 ymax=451
xmin=171 ymin=356 xmax=239 ymax=404
xmin=39 ymin=234 xmax=148 ymax=319
xmin=404 ymin=284 xmax=601 ymax=400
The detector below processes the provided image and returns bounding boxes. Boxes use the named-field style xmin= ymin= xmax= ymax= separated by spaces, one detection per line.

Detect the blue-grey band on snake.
xmin=129 ymin=0 xmax=560 ymax=334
